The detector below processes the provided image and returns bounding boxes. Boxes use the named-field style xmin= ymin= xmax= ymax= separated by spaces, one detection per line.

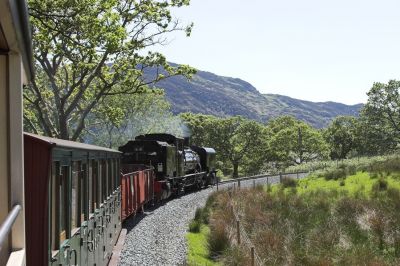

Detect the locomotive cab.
xmin=190 ymin=146 xmax=218 ymax=185
xmin=119 ymin=140 xmax=177 ymax=180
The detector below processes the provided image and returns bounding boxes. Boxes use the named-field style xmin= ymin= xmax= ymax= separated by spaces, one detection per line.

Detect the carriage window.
xmin=59 ymin=165 xmax=69 ymax=244
xmin=92 ymin=160 xmax=99 ymax=210
xmin=80 ymin=162 xmax=87 ymax=223
xmin=88 ymin=161 xmax=93 ymax=214
xmin=108 ymin=159 xmax=113 ymax=194
xmin=50 ymin=162 xmax=59 ymax=251
xmin=102 ymin=160 xmax=107 ymax=200
xmin=116 ymin=159 xmax=120 ymax=189
xmin=71 ymin=161 xmax=80 ymax=235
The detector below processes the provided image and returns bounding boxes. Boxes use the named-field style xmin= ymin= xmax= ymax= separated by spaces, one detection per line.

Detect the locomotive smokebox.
xmin=184 ymin=137 xmax=190 ymax=147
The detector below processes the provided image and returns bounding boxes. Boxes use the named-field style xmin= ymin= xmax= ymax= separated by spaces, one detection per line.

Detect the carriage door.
xmin=50 ymin=158 xmax=71 ymax=265
xmin=115 ymin=158 xmax=122 ymax=236
xmin=106 ymin=158 xmax=115 ymax=252
xmin=87 ymin=159 xmax=98 ymax=266
xmin=79 ymin=158 xmax=90 ymax=266
xmin=68 ymin=160 xmax=84 ymax=266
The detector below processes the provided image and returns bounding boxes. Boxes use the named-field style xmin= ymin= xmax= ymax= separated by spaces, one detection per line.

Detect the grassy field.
xmin=275 ymin=171 xmax=400 ymax=196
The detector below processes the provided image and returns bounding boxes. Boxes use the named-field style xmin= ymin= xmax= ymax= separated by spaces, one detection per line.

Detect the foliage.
xmin=358 ymin=80 xmax=400 ymax=155
xmin=285 ymin=154 xmax=400 ymax=174
xmin=281 ymin=177 xmax=297 ymax=188
xmin=181 ymin=113 xmax=268 ymax=178
xmin=266 ymin=116 xmax=329 ymax=167
xmin=25 ymin=0 xmax=196 ymax=140
xmin=189 ymin=220 xmax=201 ymax=233
xmin=324 ymin=116 xmax=358 ymax=159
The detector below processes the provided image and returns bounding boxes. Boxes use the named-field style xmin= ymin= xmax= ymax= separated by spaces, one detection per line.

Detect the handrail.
xmin=0 ymin=205 xmax=22 ymax=251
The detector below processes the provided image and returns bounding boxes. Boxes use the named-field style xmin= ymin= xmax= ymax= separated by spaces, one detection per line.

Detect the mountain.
xmin=152 ymin=66 xmax=363 ymax=128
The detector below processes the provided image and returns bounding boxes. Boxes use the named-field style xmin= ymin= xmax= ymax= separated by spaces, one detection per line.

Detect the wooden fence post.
xmin=253 ymin=179 xmax=256 ymax=188
xmin=279 ymin=172 xmax=282 ymax=183
xmin=238 ymin=179 xmax=240 ymax=189
xmin=297 ymin=171 xmax=299 ymax=179
xmin=251 ymin=246 xmax=255 ymax=266
xmin=236 ymin=219 xmax=241 ymax=245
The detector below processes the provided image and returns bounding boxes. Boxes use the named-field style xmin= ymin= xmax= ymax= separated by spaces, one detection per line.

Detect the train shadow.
xmin=122 ymin=199 xmax=171 ymax=233
xmin=122 ymin=186 xmax=213 ymax=233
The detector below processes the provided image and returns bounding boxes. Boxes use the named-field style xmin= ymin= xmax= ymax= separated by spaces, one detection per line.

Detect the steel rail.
xmin=0 ymin=204 xmax=22 ymax=251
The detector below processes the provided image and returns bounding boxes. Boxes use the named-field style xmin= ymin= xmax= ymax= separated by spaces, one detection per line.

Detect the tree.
xmin=359 ymin=80 xmax=400 ymax=154
xmin=324 ymin=116 xmax=358 ymax=160
xmin=353 ymin=115 xmax=397 ymax=156
xmin=180 ymin=112 xmax=217 ymax=145
xmin=25 ymin=0 xmax=195 ymax=140
xmin=182 ymin=114 xmax=267 ymax=178
xmin=266 ymin=116 xmax=328 ymax=167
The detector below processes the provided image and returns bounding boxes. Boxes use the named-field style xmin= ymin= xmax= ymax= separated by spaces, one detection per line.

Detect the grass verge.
xmin=187 ymin=225 xmax=219 ymax=266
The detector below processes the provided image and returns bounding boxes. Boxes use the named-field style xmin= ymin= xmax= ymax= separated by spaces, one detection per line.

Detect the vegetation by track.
xmin=187 ymin=156 xmax=400 ymax=265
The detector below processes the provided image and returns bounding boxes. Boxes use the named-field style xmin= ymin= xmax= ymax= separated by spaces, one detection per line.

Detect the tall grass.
xmin=206 ymin=172 xmax=400 ymax=265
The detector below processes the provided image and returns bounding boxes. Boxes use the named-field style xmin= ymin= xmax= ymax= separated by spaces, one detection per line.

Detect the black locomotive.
xmin=119 ymin=133 xmax=218 ymax=198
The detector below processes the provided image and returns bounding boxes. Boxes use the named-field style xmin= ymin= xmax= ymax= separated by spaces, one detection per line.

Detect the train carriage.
xmin=24 ymin=133 xmax=122 ymax=266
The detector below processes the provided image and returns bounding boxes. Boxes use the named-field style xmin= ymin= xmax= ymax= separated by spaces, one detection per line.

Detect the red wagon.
xmin=120 ymin=165 xmax=155 ymax=220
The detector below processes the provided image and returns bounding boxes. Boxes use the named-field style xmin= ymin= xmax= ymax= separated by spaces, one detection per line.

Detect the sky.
xmin=153 ymin=0 xmax=400 ymax=105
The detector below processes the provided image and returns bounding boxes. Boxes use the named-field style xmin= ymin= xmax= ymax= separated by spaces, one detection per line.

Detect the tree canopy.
xmin=181 ymin=114 xmax=267 ymax=178
xmin=324 ymin=116 xmax=358 ymax=160
xmin=266 ymin=116 xmax=329 ymax=167
xmin=25 ymin=0 xmax=195 ymax=140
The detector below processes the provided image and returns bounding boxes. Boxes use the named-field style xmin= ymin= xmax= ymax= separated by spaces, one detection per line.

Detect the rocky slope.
xmin=152 ymin=65 xmax=362 ymax=128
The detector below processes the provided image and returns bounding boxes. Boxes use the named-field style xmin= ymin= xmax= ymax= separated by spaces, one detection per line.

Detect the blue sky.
xmin=155 ymin=0 xmax=400 ymax=105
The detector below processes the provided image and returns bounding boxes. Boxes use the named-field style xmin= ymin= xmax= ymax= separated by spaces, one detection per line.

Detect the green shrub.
xmin=324 ymin=168 xmax=347 ymax=180
xmin=372 ymin=178 xmax=388 ymax=193
xmin=282 ymin=177 xmax=297 ymax=188
xmin=347 ymin=165 xmax=357 ymax=176
xmin=194 ymin=208 xmax=203 ymax=222
xmin=207 ymin=220 xmax=229 ymax=258
xmin=370 ymin=172 xmax=379 ymax=179
xmin=189 ymin=220 xmax=201 ymax=233
xmin=339 ymin=180 xmax=345 ymax=186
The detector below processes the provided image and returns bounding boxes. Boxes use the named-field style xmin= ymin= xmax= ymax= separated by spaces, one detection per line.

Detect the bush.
xmin=323 ymin=168 xmax=347 ymax=180
xmin=282 ymin=177 xmax=297 ymax=188
xmin=372 ymin=178 xmax=388 ymax=193
xmin=221 ymin=246 xmax=249 ymax=266
xmin=189 ymin=220 xmax=201 ymax=233
xmin=194 ymin=207 xmax=203 ymax=222
xmin=207 ymin=219 xmax=230 ymax=258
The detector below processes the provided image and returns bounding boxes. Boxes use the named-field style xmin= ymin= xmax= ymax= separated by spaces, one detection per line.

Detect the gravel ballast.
xmin=118 ymin=173 xmax=308 ymax=266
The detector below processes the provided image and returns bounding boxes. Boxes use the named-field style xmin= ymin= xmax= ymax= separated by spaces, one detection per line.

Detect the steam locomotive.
xmin=119 ymin=133 xmax=218 ymax=200
xmin=24 ymin=132 xmax=217 ymax=266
